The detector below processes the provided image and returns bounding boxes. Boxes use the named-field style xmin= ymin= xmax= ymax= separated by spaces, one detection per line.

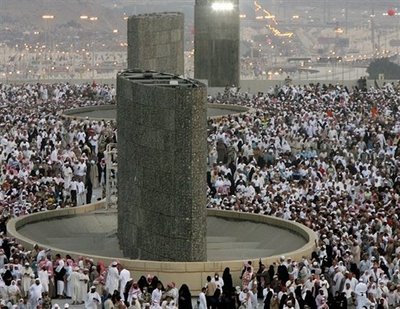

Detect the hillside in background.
xmin=0 ymin=0 xmax=125 ymax=34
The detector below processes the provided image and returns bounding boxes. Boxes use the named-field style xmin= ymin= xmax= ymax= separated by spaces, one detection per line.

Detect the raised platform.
xmin=17 ymin=212 xmax=307 ymax=261
xmin=7 ymin=201 xmax=317 ymax=293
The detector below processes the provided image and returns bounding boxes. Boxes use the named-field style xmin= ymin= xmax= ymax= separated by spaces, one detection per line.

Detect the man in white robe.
xmin=69 ymin=267 xmax=81 ymax=305
xmin=198 ymin=287 xmax=207 ymax=309
xmin=354 ymin=279 xmax=369 ymax=309
xmin=21 ymin=262 xmax=33 ymax=297
xmin=29 ymin=278 xmax=43 ymax=308
xmin=119 ymin=265 xmax=130 ymax=301
xmin=77 ymin=180 xmax=86 ymax=206
xmin=38 ymin=266 xmax=50 ymax=293
xmin=332 ymin=266 xmax=345 ymax=295
xmin=80 ymin=268 xmax=90 ymax=305
xmin=151 ymin=282 xmax=163 ymax=308
xmin=105 ymin=261 xmax=119 ymax=294
xmin=85 ymin=286 xmax=102 ymax=309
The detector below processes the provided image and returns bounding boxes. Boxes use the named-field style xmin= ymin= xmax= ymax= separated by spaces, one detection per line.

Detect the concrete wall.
xmin=63 ymin=104 xmax=116 ymax=120
xmin=207 ymin=103 xmax=250 ymax=119
xmin=194 ymin=0 xmax=240 ymax=87
xmin=117 ymin=71 xmax=207 ymax=262
xmin=7 ymin=202 xmax=317 ymax=294
xmin=62 ymin=103 xmax=249 ymax=121
xmin=127 ymin=13 xmax=184 ymax=75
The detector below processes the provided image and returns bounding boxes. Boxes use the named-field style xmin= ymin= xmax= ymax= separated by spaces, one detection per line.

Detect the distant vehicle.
xmin=287 ymin=57 xmax=312 ymax=63
xmin=317 ymin=57 xmax=343 ymax=63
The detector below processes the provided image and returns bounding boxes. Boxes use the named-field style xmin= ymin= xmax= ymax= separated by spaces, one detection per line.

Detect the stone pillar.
xmin=127 ymin=12 xmax=184 ymax=75
xmin=117 ymin=70 xmax=207 ymax=262
xmin=194 ymin=0 xmax=240 ymax=87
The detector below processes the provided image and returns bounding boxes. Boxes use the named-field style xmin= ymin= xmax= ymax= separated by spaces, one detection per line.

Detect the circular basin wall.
xmin=17 ymin=212 xmax=307 ymax=261
xmin=62 ymin=104 xmax=249 ymax=120
xmin=7 ymin=202 xmax=317 ymax=294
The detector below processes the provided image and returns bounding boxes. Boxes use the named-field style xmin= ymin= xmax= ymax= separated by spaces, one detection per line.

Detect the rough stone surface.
xmin=117 ymin=70 xmax=207 ymax=262
xmin=127 ymin=13 xmax=184 ymax=75
xmin=194 ymin=0 xmax=240 ymax=87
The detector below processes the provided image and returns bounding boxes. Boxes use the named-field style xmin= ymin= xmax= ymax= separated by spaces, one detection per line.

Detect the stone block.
xmin=127 ymin=13 xmax=184 ymax=75
xmin=117 ymin=71 xmax=207 ymax=261
xmin=155 ymin=44 xmax=171 ymax=58
xmin=170 ymin=29 xmax=182 ymax=42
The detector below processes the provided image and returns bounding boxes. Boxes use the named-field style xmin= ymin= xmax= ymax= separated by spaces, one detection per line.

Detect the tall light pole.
xmin=89 ymin=17 xmax=98 ymax=80
xmin=0 ymin=43 xmax=6 ymax=81
xmin=370 ymin=3 xmax=376 ymax=58
xmin=81 ymin=16 xmax=98 ymax=79
xmin=42 ymin=15 xmax=54 ymax=49
xmin=42 ymin=15 xmax=54 ymax=79
xmin=0 ymin=43 xmax=5 ymax=67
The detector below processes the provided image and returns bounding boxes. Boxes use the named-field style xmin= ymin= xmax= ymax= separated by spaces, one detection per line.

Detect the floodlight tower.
xmin=194 ymin=0 xmax=240 ymax=87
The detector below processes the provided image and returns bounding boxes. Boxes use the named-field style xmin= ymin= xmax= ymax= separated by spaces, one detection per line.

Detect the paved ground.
xmin=67 ymin=106 xmax=243 ymax=120
xmin=50 ymin=296 xmax=206 ymax=308
xmin=48 ymin=296 xmax=269 ymax=308
xmin=18 ymin=212 xmax=306 ymax=261
xmin=46 ymin=299 xmax=83 ymax=309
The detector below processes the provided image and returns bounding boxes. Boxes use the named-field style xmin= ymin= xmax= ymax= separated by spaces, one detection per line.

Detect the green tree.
xmin=366 ymin=58 xmax=400 ymax=80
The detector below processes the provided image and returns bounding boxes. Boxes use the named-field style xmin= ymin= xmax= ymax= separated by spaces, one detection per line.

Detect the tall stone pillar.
xmin=194 ymin=0 xmax=240 ymax=87
xmin=127 ymin=12 xmax=184 ymax=75
xmin=117 ymin=70 xmax=207 ymax=262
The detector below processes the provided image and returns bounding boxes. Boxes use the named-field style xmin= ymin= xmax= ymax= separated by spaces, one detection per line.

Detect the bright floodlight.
xmin=211 ymin=2 xmax=234 ymax=11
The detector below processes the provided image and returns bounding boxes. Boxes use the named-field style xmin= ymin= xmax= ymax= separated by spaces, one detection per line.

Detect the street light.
xmin=211 ymin=1 xmax=234 ymax=11
xmin=79 ymin=16 xmax=99 ymax=78
xmin=42 ymin=15 xmax=54 ymax=79
xmin=88 ymin=17 xmax=98 ymax=78
xmin=335 ymin=27 xmax=344 ymax=34
xmin=42 ymin=15 xmax=54 ymax=48
xmin=0 ymin=44 xmax=6 ymax=80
